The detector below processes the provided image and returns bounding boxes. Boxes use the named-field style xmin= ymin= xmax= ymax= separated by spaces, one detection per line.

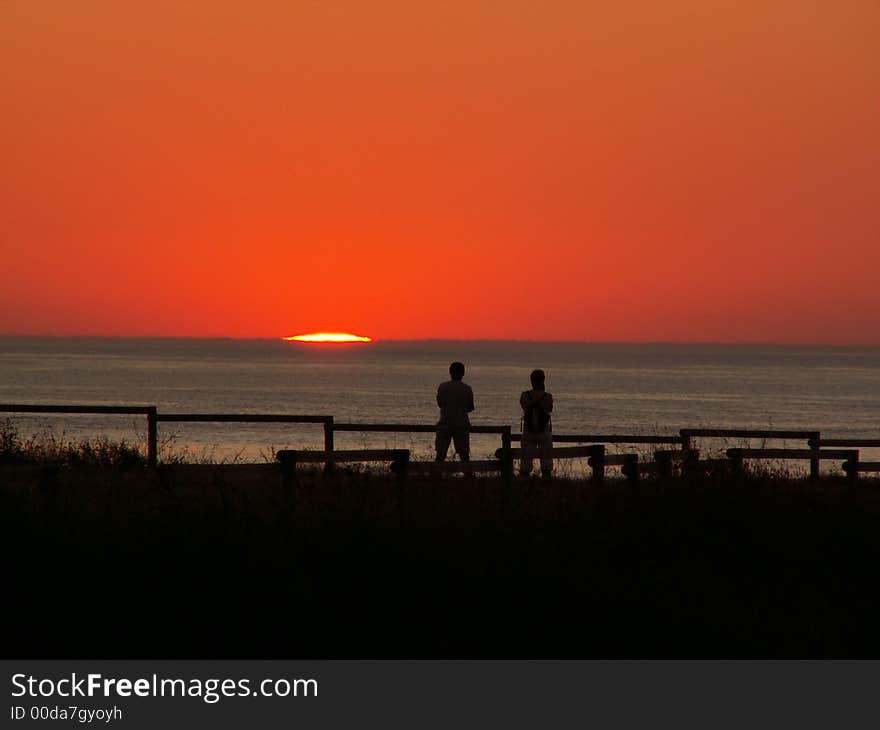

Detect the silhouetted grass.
xmin=3 ymin=438 xmax=880 ymax=659
xmin=0 ymin=418 xmax=146 ymax=468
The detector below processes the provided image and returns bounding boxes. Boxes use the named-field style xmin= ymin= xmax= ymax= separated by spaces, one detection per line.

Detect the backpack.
xmin=524 ymin=393 xmax=551 ymax=433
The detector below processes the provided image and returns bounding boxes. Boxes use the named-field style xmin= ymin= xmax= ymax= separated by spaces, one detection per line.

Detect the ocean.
xmin=1 ymin=337 xmax=879 ymax=464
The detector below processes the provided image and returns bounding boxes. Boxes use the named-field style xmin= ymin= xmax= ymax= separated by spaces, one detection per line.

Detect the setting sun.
xmin=282 ymin=332 xmax=374 ymax=344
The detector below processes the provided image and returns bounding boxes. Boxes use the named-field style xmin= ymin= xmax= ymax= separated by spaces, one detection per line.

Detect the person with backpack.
xmin=436 ymin=361 xmax=475 ymax=463
xmin=520 ymin=369 xmax=553 ymax=478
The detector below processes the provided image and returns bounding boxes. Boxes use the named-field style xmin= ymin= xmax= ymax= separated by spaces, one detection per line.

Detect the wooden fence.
xmin=155 ymin=413 xmax=334 ymax=468
xmin=0 ymin=404 xmax=159 ymax=465
xmin=2 ymin=403 xmax=879 ymax=481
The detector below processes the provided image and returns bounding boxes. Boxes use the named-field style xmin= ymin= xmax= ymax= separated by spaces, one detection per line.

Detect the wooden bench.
xmin=331 ymin=423 xmax=515 ymax=487
xmin=605 ymin=449 xmax=703 ymax=482
xmin=506 ymin=436 xmax=686 ymax=484
xmin=276 ymin=448 xmax=410 ymax=481
xmin=684 ymin=429 xmax=821 ymax=478
xmin=496 ymin=444 xmax=606 ymax=481
xmin=726 ymin=448 xmax=858 ymax=482
xmin=809 ymin=440 xmax=880 ymax=480
xmin=843 ymin=461 xmax=880 ymax=478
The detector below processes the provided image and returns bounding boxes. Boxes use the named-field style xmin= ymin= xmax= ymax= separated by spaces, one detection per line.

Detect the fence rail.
xmin=512 ymin=433 xmax=683 ymax=445
xmin=845 ymin=461 xmax=880 ymax=475
xmin=333 ymin=423 xmax=511 ymax=435
xmin=0 ymin=404 xmax=159 ymax=466
xmin=158 ymin=413 xmax=335 ymax=466
xmin=681 ymin=429 xmax=820 ymax=440
xmin=0 ymin=404 xmax=155 ymax=415
xmin=812 ymin=438 xmax=880 ymax=448
xmin=156 ymin=414 xmax=331 ymax=423
xmin=726 ymin=448 xmax=856 ymax=460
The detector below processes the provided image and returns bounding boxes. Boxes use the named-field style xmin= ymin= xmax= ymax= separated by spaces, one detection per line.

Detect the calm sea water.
xmin=2 ymin=337 xmax=879 ymax=463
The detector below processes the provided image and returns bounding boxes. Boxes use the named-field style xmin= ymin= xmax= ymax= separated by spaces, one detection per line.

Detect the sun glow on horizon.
xmin=283 ymin=332 xmax=374 ymax=343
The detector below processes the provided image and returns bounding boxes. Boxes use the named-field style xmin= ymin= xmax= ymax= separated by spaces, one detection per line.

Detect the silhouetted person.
xmin=436 ymin=361 xmax=474 ymax=462
xmin=520 ymin=369 xmax=553 ymax=478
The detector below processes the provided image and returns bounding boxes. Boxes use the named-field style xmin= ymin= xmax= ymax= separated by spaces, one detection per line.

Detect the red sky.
xmin=2 ymin=1 xmax=878 ymax=343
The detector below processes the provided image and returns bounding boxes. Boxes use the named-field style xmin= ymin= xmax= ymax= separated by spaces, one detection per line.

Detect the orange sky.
xmin=2 ymin=1 xmax=878 ymax=343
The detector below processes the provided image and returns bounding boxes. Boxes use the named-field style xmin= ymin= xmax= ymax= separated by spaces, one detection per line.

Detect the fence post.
xmin=844 ymin=450 xmax=859 ymax=491
xmin=501 ymin=427 xmax=513 ymax=512
xmin=394 ymin=449 xmax=409 ymax=527
xmin=680 ymin=431 xmax=692 ymax=453
xmin=147 ymin=407 xmax=158 ymax=467
xmin=589 ymin=444 xmax=605 ymax=485
xmin=682 ymin=448 xmax=699 ymax=479
xmin=655 ymin=450 xmax=673 ymax=479
xmin=622 ymin=453 xmax=639 ymax=487
xmin=323 ymin=416 xmax=335 ymax=472
xmin=681 ymin=431 xmax=696 ymax=477
xmin=728 ymin=449 xmax=744 ymax=478
xmin=808 ymin=433 xmax=820 ymax=481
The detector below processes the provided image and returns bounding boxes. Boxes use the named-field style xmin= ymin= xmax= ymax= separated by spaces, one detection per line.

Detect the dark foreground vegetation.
xmin=4 ymin=441 xmax=880 ymax=659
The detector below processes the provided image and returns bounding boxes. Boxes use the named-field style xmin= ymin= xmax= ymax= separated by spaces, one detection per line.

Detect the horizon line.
xmin=1 ymin=334 xmax=879 ymax=348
